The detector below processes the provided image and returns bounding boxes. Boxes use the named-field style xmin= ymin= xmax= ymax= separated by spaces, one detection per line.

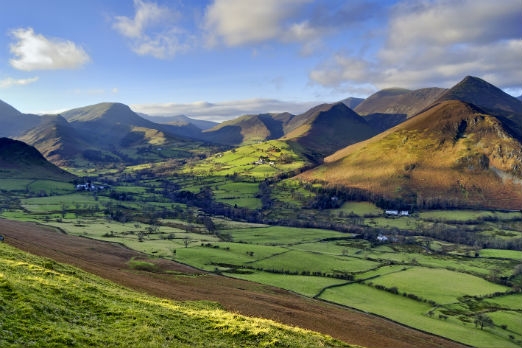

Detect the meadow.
xmin=1 ymin=173 xmax=521 ymax=348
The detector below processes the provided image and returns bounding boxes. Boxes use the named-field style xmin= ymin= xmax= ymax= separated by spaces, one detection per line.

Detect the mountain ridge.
xmin=299 ymin=99 xmax=522 ymax=210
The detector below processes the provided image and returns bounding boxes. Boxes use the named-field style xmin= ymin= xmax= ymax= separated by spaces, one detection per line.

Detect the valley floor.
xmin=0 ymin=218 xmax=467 ymax=348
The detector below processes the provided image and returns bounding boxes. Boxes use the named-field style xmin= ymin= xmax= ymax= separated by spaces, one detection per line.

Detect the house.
xmin=385 ymin=210 xmax=409 ymax=216
xmin=377 ymin=234 xmax=388 ymax=242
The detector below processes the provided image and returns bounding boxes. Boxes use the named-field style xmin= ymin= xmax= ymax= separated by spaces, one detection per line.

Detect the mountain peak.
xmin=437 ymin=76 xmax=522 ymax=138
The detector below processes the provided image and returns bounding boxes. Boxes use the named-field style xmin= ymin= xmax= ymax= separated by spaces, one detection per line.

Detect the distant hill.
xmin=355 ymin=87 xmax=446 ymax=117
xmin=23 ymin=102 xmax=210 ymax=166
xmin=341 ymin=97 xmax=365 ymax=109
xmin=140 ymin=114 xmax=218 ymax=130
xmin=0 ymin=137 xmax=75 ymax=180
xmin=202 ymin=112 xmax=295 ymax=146
xmin=298 ymin=100 xmax=522 ymax=210
xmin=354 ymin=87 xmax=447 ymax=132
xmin=282 ymin=103 xmax=377 ymax=162
xmin=0 ymin=99 xmax=41 ymax=137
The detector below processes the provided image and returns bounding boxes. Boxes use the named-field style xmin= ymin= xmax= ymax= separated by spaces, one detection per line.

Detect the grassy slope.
xmin=0 ymin=242 xmax=350 ymax=348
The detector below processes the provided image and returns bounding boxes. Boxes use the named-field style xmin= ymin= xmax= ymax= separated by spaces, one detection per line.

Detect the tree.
xmin=474 ymin=313 xmax=494 ymax=330
xmin=183 ymin=236 xmax=191 ymax=248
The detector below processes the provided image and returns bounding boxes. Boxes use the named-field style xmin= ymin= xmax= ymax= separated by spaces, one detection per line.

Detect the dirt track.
xmin=1 ymin=219 xmax=468 ymax=348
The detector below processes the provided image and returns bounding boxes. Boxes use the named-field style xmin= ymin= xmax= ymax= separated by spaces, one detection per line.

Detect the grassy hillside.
xmin=183 ymin=139 xmax=310 ymax=179
xmin=298 ymin=101 xmax=522 ymax=209
xmin=0 ymin=241 xmax=350 ymax=347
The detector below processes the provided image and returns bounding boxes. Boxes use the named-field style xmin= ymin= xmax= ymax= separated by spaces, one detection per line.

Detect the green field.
xmin=367 ymin=267 xmax=509 ymax=304
xmin=229 ymin=272 xmax=348 ymax=297
xmin=2 ymin=162 xmax=521 ymax=348
xmin=319 ymin=283 xmax=518 ymax=348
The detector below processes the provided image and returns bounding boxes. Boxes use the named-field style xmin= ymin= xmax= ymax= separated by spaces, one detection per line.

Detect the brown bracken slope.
xmin=0 ymin=219 xmax=467 ymax=348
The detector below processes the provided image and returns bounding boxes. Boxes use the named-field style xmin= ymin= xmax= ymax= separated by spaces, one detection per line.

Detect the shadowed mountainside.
xmin=0 ymin=137 xmax=75 ymax=180
xmin=282 ymin=102 xmax=377 ymax=162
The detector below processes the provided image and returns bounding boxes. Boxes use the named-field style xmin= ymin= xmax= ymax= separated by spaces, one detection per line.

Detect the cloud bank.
xmin=0 ymin=76 xmax=39 ymax=88
xmin=132 ymin=98 xmax=319 ymax=122
xmin=310 ymin=0 xmax=522 ymax=91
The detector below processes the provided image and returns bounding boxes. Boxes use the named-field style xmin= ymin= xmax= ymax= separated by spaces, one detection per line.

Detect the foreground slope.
xmin=0 ymin=237 xmax=349 ymax=347
xmin=299 ymin=100 xmax=522 ymax=210
xmin=1 ymin=219 xmax=466 ymax=348
xmin=0 ymin=138 xmax=75 ymax=181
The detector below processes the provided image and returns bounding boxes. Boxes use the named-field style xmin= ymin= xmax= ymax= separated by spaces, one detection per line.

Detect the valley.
xmin=1 ymin=76 xmax=521 ymax=347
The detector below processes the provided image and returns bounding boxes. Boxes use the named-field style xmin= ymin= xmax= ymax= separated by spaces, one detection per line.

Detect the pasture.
xmin=1 ymin=172 xmax=521 ymax=348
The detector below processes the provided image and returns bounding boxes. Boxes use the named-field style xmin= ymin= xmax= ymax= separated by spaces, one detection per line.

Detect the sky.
xmin=0 ymin=0 xmax=521 ymax=122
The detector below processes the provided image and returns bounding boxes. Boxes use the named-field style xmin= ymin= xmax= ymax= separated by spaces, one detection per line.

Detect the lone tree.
xmin=474 ymin=313 xmax=494 ymax=330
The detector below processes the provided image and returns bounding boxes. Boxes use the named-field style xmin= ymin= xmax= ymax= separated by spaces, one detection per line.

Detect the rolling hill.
xmin=0 ymin=137 xmax=75 ymax=180
xmin=298 ymin=100 xmax=522 ymax=210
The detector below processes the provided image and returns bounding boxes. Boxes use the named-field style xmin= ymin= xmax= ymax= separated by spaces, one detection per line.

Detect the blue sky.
xmin=0 ymin=0 xmax=520 ymax=121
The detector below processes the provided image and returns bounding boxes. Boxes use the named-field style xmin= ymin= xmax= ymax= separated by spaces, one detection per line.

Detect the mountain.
xmin=282 ymin=102 xmax=377 ymax=162
xmin=0 ymin=99 xmax=41 ymax=137
xmin=341 ymin=97 xmax=365 ymax=109
xmin=202 ymin=112 xmax=295 ymax=146
xmin=17 ymin=115 xmax=88 ymax=166
xmin=436 ymin=76 xmax=522 ymax=139
xmin=298 ymin=100 xmax=522 ymax=210
xmin=62 ymin=102 xmax=194 ymax=144
xmin=517 ymin=95 xmax=522 ymax=102
xmin=354 ymin=87 xmax=447 ymax=132
xmin=30 ymin=102 xmax=213 ymax=166
xmin=0 ymin=137 xmax=75 ymax=180
xmin=355 ymin=87 xmax=447 ymax=117
xmin=140 ymin=114 xmax=218 ymax=130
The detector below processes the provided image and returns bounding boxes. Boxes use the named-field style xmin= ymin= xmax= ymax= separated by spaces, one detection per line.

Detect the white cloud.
xmin=310 ymin=0 xmax=522 ymax=91
xmin=113 ymin=0 xmax=192 ymax=58
xmin=9 ymin=28 xmax=90 ymax=71
xmin=113 ymin=0 xmax=168 ymax=38
xmin=204 ymin=0 xmax=319 ymax=47
xmin=0 ymin=76 xmax=39 ymax=88
xmin=131 ymin=98 xmax=319 ymax=122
